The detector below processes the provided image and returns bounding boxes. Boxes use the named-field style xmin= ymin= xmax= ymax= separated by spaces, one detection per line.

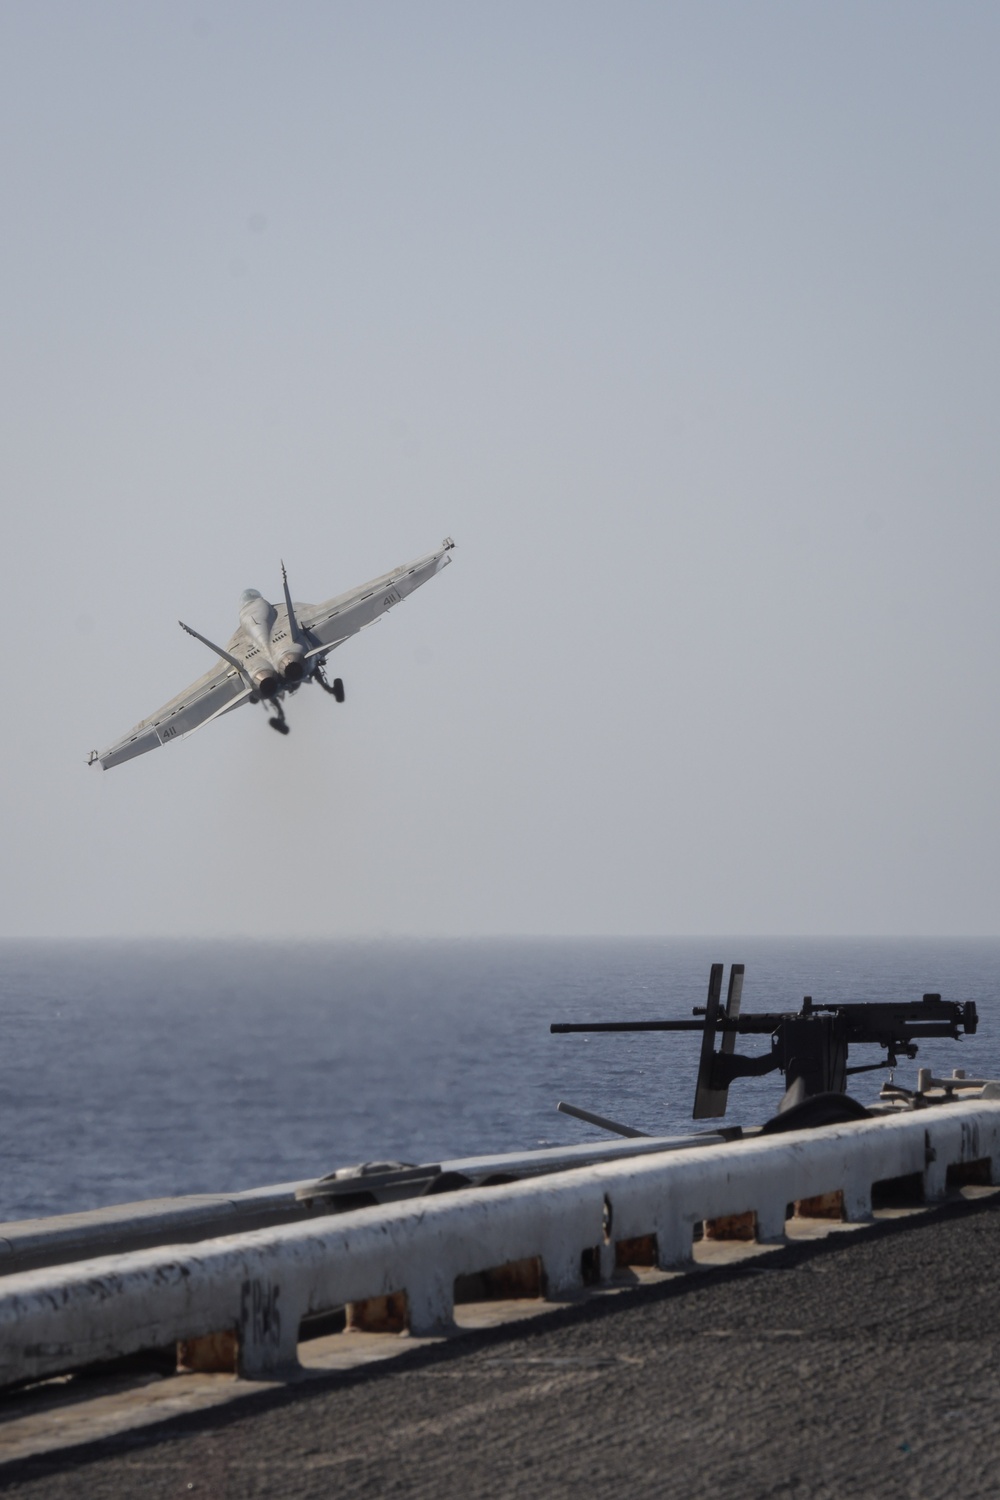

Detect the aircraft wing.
xmin=297 ymin=539 xmax=454 ymax=657
xmin=91 ymin=663 xmax=252 ymax=770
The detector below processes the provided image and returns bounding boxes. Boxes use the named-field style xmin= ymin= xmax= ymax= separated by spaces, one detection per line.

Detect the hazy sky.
xmin=2 ymin=2 xmax=999 ymax=938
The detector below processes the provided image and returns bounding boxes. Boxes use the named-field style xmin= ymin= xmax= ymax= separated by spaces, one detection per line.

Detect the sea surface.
xmin=1 ymin=937 xmax=997 ymax=1223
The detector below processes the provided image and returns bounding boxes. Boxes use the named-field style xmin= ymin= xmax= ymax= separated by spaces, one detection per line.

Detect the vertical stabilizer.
xmin=280 ymin=562 xmax=301 ymax=645
xmin=179 ymin=622 xmax=253 ymax=691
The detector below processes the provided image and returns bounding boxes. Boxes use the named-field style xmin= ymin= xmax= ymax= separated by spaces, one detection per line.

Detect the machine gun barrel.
xmin=552 ymin=1020 xmax=707 ymax=1033
xmin=551 ymin=1014 xmax=797 ymax=1036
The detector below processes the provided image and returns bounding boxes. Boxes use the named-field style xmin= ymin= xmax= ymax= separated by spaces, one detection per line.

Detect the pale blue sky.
xmin=2 ymin=2 xmax=999 ymax=936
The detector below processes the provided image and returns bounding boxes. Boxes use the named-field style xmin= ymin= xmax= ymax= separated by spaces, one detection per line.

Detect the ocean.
xmin=1 ymin=937 xmax=997 ymax=1223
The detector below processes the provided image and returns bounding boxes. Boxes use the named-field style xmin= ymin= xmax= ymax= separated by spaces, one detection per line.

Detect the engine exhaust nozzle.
xmin=279 ymin=652 xmax=304 ymax=683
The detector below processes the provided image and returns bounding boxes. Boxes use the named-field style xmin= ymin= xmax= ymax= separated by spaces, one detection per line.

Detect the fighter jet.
xmin=89 ymin=538 xmax=455 ymax=770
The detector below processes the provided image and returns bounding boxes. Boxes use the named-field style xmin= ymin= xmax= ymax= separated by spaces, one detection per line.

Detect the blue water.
xmin=0 ymin=938 xmax=997 ymax=1222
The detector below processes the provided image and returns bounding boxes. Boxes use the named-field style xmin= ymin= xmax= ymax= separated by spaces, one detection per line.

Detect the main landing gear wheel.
xmin=315 ymin=665 xmax=345 ymax=702
xmin=267 ymin=699 xmax=290 ymax=735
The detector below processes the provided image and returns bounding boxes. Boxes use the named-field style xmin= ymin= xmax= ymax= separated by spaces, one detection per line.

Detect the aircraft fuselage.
xmin=237 ymin=589 xmax=306 ymax=699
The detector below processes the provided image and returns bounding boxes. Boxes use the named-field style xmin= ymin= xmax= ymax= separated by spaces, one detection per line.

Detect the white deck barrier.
xmin=1 ymin=1102 xmax=997 ymax=1387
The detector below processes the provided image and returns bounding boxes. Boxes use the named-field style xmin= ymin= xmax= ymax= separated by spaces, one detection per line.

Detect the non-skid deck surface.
xmin=2 ymin=1194 xmax=998 ymax=1498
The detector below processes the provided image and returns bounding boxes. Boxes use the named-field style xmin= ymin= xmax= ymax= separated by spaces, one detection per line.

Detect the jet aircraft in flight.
xmin=89 ymin=538 xmax=455 ymax=770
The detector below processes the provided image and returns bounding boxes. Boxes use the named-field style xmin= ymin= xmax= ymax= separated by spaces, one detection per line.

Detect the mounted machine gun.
xmin=552 ymin=963 xmax=978 ymax=1122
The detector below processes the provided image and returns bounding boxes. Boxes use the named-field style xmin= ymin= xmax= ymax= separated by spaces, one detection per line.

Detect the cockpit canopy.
xmin=239 ymin=588 xmax=262 ymax=607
